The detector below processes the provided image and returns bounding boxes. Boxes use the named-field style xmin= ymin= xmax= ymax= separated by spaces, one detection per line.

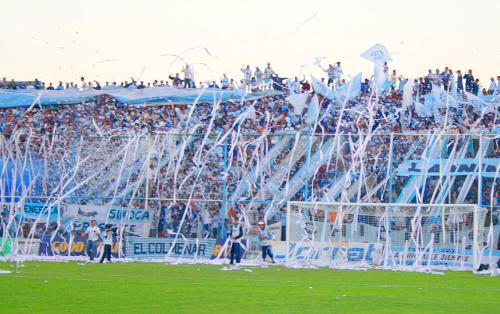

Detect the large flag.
xmin=414 ymin=95 xmax=434 ymax=118
xmin=311 ymin=75 xmax=334 ymax=100
xmin=361 ymin=44 xmax=392 ymax=64
xmin=432 ymin=85 xmax=458 ymax=109
xmin=465 ymin=92 xmax=499 ymax=114
xmin=333 ymin=73 xmax=362 ymax=103
xmin=402 ymin=79 xmax=414 ymax=109
xmin=285 ymin=93 xmax=309 ymax=115
xmin=306 ymin=94 xmax=320 ymax=125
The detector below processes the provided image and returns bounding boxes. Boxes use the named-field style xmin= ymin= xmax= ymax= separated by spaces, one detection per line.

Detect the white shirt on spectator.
xmin=333 ymin=65 xmax=343 ymax=79
xmin=264 ymin=67 xmax=274 ymax=79
xmin=488 ymin=80 xmax=497 ymax=93
xmin=241 ymin=67 xmax=252 ymax=84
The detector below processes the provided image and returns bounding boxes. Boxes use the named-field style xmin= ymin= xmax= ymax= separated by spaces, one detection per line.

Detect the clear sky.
xmin=1 ymin=0 xmax=499 ymax=84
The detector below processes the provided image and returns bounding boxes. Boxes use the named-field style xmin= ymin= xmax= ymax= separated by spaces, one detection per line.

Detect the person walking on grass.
xmin=257 ymin=221 xmax=275 ymax=264
xmin=85 ymin=219 xmax=100 ymax=262
xmin=99 ymin=224 xmax=113 ymax=264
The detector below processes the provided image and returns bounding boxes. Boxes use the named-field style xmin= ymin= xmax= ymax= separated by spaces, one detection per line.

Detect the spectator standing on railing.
xmin=264 ymin=62 xmax=275 ymax=89
xmin=464 ymin=69 xmax=474 ymax=93
xmin=456 ymin=70 xmax=464 ymax=94
xmin=221 ymin=74 xmax=229 ymax=89
xmin=241 ymin=65 xmax=252 ymax=87
xmin=488 ymin=78 xmax=497 ymax=95
xmin=255 ymin=67 xmax=264 ymax=87
xmin=182 ymin=64 xmax=194 ymax=88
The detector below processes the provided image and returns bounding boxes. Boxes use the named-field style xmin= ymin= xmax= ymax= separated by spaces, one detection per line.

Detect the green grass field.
xmin=0 ymin=261 xmax=498 ymax=313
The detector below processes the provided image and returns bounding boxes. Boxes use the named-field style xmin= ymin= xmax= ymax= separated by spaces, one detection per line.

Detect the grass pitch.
xmin=0 ymin=262 xmax=498 ymax=313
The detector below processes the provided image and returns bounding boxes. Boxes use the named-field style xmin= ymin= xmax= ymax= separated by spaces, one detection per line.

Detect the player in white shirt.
xmin=84 ymin=219 xmax=101 ymax=261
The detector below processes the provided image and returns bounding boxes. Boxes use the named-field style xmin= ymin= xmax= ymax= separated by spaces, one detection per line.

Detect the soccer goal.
xmin=286 ymin=202 xmax=487 ymax=271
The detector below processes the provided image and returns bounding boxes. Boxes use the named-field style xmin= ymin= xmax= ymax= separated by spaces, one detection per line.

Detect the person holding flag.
xmin=257 ymin=221 xmax=275 ymax=264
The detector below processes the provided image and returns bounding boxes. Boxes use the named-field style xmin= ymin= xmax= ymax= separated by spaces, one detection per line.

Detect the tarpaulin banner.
xmin=396 ymin=158 xmax=500 ymax=177
xmin=0 ymin=88 xmax=285 ymax=108
xmin=390 ymin=247 xmax=500 ymax=268
xmin=21 ymin=202 xmax=62 ymax=222
xmin=288 ymin=241 xmax=383 ymax=264
xmin=63 ymin=205 xmax=153 ymax=237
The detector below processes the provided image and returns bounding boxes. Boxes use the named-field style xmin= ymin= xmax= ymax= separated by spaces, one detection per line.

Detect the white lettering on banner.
xmin=269 ymin=241 xmax=288 ymax=260
xmin=63 ymin=205 xmax=153 ymax=237
xmin=70 ymin=220 xmax=141 ymax=235
xmin=125 ymin=237 xmax=216 ymax=259
xmin=391 ymin=247 xmax=500 ymax=267
xmin=107 ymin=207 xmax=151 ymax=222
xmin=288 ymin=242 xmax=383 ymax=264
xmin=396 ymin=158 xmax=499 ymax=177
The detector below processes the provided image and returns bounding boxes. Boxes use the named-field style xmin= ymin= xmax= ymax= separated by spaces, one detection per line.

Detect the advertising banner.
xmin=390 ymin=247 xmax=500 ymax=268
xmin=39 ymin=235 xmax=122 ymax=258
xmin=63 ymin=205 xmax=153 ymax=237
xmin=288 ymin=241 xmax=384 ymax=264
xmin=21 ymin=202 xmax=61 ymax=222
xmin=396 ymin=158 xmax=499 ymax=177
xmin=125 ymin=237 xmax=216 ymax=259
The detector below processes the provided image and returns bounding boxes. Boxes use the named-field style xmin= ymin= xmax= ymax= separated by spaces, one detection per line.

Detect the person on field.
xmin=257 ymin=221 xmax=275 ymax=263
xmin=99 ymin=224 xmax=113 ymax=264
xmin=229 ymin=216 xmax=243 ymax=267
xmin=85 ymin=219 xmax=100 ymax=261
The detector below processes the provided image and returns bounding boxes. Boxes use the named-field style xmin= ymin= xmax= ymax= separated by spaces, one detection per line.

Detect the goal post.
xmin=286 ymin=202 xmax=487 ymax=271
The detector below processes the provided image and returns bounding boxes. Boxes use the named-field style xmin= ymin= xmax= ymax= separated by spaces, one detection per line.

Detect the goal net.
xmin=286 ymin=202 xmax=487 ymax=271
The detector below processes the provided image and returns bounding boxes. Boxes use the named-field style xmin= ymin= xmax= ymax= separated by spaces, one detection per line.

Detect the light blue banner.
xmin=0 ymin=88 xmax=285 ymax=108
xmin=21 ymin=202 xmax=60 ymax=222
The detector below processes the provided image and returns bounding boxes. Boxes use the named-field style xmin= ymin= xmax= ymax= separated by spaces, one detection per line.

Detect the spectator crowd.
xmin=1 ymin=61 xmax=499 ymax=243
